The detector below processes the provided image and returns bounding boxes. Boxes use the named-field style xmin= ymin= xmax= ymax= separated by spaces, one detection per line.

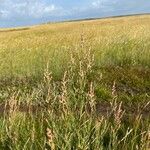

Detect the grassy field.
xmin=0 ymin=14 xmax=150 ymax=149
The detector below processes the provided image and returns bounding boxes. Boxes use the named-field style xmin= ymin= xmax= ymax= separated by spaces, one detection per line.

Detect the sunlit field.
xmin=0 ymin=15 xmax=150 ymax=149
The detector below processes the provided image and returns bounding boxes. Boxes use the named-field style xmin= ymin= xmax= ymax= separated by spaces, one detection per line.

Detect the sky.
xmin=0 ymin=0 xmax=150 ymax=28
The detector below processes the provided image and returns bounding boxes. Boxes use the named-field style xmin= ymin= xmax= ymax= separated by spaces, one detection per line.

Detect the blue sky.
xmin=0 ymin=0 xmax=150 ymax=28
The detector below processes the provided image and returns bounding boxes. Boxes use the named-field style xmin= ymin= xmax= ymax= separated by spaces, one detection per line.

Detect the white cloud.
xmin=92 ymin=0 xmax=105 ymax=8
xmin=28 ymin=2 xmax=57 ymax=18
xmin=0 ymin=0 xmax=62 ymax=20
xmin=0 ymin=10 xmax=9 ymax=18
xmin=92 ymin=0 xmax=117 ymax=10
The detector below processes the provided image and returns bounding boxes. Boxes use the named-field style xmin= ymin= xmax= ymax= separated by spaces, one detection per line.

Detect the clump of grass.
xmin=0 ymin=45 xmax=149 ymax=150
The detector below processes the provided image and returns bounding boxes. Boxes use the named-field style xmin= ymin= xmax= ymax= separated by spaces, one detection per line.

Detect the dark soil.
xmin=0 ymin=101 xmax=149 ymax=120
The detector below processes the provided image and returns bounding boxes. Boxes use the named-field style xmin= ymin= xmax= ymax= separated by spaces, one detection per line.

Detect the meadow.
xmin=0 ymin=14 xmax=150 ymax=149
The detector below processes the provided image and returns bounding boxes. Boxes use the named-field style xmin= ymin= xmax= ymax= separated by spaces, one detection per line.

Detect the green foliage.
xmin=0 ymin=15 xmax=150 ymax=149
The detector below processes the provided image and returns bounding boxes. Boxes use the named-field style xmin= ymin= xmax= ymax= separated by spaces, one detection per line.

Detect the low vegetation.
xmin=0 ymin=14 xmax=150 ymax=149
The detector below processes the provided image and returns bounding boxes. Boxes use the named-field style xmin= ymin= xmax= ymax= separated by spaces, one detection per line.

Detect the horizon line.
xmin=1 ymin=12 xmax=150 ymax=29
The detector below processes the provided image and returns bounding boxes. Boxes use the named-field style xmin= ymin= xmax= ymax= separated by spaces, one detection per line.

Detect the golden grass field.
xmin=0 ymin=14 xmax=150 ymax=78
xmin=0 ymin=14 xmax=150 ymax=149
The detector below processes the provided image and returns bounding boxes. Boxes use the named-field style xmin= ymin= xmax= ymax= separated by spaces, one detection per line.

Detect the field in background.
xmin=0 ymin=15 xmax=150 ymax=77
xmin=0 ymin=15 xmax=150 ymax=103
xmin=0 ymin=15 xmax=150 ymax=149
